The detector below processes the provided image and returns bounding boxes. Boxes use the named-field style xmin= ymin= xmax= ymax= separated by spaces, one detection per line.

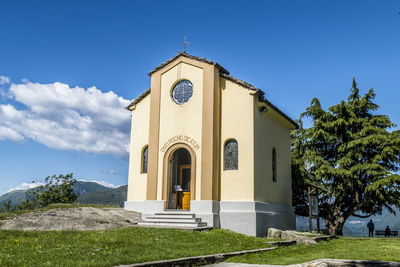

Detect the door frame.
xmin=162 ymin=143 xmax=196 ymax=210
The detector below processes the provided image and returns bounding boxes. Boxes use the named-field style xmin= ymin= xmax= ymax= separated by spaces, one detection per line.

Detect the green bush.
xmin=11 ymin=173 xmax=78 ymax=212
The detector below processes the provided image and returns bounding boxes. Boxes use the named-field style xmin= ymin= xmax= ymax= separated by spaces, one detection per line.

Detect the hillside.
xmin=72 ymin=181 xmax=109 ymax=196
xmin=0 ymin=181 xmax=121 ymax=208
xmin=0 ymin=190 xmax=26 ymax=206
xmin=78 ymin=185 xmax=127 ymax=207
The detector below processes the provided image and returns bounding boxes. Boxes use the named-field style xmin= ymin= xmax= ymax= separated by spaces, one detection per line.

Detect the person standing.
xmin=385 ymin=225 xmax=391 ymax=237
xmin=367 ymin=220 xmax=375 ymax=237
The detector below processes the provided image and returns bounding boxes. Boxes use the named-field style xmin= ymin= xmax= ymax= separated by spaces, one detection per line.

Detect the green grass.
xmin=228 ymin=237 xmax=400 ymax=265
xmin=0 ymin=203 xmax=118 ymax=220
xmin=0 ymin=227 xmax=273 ymax=267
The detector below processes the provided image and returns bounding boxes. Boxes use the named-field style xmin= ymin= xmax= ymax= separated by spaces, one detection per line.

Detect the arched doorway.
xmin=162 ymin=144 xmax=196 ymax=210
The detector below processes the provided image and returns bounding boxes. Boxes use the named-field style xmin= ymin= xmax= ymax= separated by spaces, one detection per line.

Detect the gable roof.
xmin=220 ymin=73 xmax=258 ymax=91
xmin=256 ymin=90 xmax=298 ymax=128
xmin=126 ymin=88 xmax=150 ymax=110
xmin=127 ymin=53 xmax=298 ymax=128
xmin=148 ymin=52 xmax=230 ymax=76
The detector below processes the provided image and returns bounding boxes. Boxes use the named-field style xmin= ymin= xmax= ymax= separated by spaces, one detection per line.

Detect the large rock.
xmin=267 ymin=228 xmax=319 ymax=245
xmin=0 ymin=207 xmax=140 ymax=231
xmin=280 ymin=231 xmax=318 ymax=245
xmin=267 ymin=228 xmax=282 ymax=238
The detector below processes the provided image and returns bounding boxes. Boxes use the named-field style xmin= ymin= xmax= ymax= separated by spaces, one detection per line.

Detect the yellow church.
xmin=124 ymin=52 xmax=297 ymax=236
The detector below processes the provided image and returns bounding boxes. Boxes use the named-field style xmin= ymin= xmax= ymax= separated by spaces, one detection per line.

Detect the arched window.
xmin=224 ymin=139 xmax=238 ymax=170
xmin=272 ymin=147 xmax=277 ymax=182
xmin=141 ymin=145 xmax=148 ymax=174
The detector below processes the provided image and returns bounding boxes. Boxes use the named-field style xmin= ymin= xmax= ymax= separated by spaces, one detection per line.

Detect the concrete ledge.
xmin=190 ymin=200 xmax=220 ymax=228
xmin=301 ymin=259 xmax=400 ymax=267
xmin=125 ymin=201 xmax=165 ymax=215
xmin=220 ymin=201 xmax=295 ymax=236
xmin=134 ymin=224 xmax=213 ymax=232
xmin=124 ymin=201 xmax=145 ymax=213
xmin=115 ymin=246 xmax=277 ymax=267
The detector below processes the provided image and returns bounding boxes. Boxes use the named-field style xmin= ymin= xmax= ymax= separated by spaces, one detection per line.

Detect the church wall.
xmin=220 ymin=78 xmax=254 ymax=201
xmin=253 ymin=105 xmax=293 ymax=206
xmin=127 ymin=94 xmax=150 ymax=201
xmin=157 ymin=62 xmax=203 ymax=201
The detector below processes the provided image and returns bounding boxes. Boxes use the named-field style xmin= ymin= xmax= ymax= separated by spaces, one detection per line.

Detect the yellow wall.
xmin=127 ymin=94 xmax=150 ymax=201
xmin=220 ymin=78 xmax=254 ymax=201
xmin=127 ymin=59 xmax=293 ymax=206
xmin=157 ymin=62 xmax=203 ymax=200
xmin=253 ymin=104 xmax=293 ymax=205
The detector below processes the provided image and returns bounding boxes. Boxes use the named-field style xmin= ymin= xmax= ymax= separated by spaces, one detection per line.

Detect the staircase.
xmin=138 ymin=211 xmax=210 ymax=229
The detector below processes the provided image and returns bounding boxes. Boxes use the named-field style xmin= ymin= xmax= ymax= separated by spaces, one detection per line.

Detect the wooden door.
xmin=179 ymin=164 xmax=191 ymax=210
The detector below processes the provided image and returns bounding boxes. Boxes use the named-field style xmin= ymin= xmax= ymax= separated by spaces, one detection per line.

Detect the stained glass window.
xmin=272 ymin=147 xmax=277 ymax=182
xmin=142 ymin=146 xmax=148 ymax=174
xmin=172 ymin=80 xmax=193 ymax=104
xmin=224 ymin=139 xmax=238 ymax=170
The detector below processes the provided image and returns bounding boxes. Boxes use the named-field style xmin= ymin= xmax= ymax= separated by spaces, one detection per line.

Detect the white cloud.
xmin=79 ymin=179 xmax=119 ymax=188
xmin=105 ymin=169 xmax=123 ymax=175
xmin=4 ymin=182 xmax=44 ymax=194
xmin=0 ymin=76 xmax=10 ymax=85
xmin=0 ymin=80 xmax=131 ymax=157
xmin=0 ymin=125 xmax=25 ymax=142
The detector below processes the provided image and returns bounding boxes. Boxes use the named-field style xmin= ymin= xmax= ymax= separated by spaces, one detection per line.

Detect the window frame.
xmin=272 ymin=147 xmax=277 ymax=182
xmin=141 ymin=145 xmax=149 ymax=174
xmin=224 ymin=139 xmax=239 ymax=171
xmin=171 ymin=79 xmax=194 ymax=105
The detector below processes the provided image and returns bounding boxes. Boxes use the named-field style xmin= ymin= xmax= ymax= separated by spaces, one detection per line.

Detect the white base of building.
xmin=190 ymin=200 xmax=220 ymax=228
xmin=219 ymin=201 xmax=295 ymax=236
xmin=124 ymin=200 xmax=295 ymax=236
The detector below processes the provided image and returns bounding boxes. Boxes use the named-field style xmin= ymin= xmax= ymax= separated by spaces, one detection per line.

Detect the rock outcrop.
xmin=0 ymin=207 xmax=140 ymax=231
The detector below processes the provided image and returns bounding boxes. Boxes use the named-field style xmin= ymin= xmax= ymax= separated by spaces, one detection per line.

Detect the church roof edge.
xmin=257 ymin=91 xmax=299 ymax=129
xmin=125 ymin=78 xmax=298 ymax=129
xmin=221 ymin=73 xmax=298 ymax=129
xmin=125 ymin=88 xmax=151 ymax=110
xmin=147 ymin=52 xmax=230 ymax=76
xmin=220 ymin=73 xmax=258 ymax=91
xmin=127 ymin=52 xmax=298 ymax=128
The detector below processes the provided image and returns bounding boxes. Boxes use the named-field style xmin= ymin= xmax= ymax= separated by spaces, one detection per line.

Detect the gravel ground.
xmin=0 ymin=207 xmax=140 ymax=231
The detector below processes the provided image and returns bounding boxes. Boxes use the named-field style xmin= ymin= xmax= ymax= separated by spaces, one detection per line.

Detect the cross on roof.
xmin=179 ymin=36 xmax=191 ymax=53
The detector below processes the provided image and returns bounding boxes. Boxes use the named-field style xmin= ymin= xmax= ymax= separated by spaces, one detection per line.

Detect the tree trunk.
xmin=325 ymin=217 xmax=345 ymax=236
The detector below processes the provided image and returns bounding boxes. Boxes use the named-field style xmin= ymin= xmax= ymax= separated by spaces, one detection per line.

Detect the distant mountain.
xmin=72 ymin=181 xmax=109 ymax=196
xmin=0 ymin=190 xmax=26 ymax=207
xmin=78 ymin=185 xmax=127 ymax=207
xmin=0 ymin=181 xmax=120 ymax=208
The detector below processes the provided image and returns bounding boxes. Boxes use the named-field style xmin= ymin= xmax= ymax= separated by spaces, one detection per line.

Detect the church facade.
xmin=124 ymin=52 xmax=297 ymax=236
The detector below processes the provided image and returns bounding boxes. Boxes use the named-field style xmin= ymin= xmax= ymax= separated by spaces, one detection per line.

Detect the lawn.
xmin=228 ymin=237 xmax=400 ymax=265
xmin=0 ymin=227 xmax=273 ymax=267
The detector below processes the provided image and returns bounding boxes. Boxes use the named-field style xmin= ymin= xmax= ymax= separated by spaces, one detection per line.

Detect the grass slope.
xmin=228 ymin=237 xmax=400 ymax=265
xmin=0 ymin=227 xmax=272 ymax=267
xmin=78 ymin=185 xmax=127 ymax=207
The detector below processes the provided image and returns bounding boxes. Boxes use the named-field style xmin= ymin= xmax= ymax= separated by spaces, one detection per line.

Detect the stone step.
xmin=154 ymin=212 xmax=195 ymax=216
xmin=138 ymin=221 xmax=207 ymax=228
xmin=144 ymin=214 xmax=195 ymax=219
xmin=143 ymin=217 xmax=201 ymax=223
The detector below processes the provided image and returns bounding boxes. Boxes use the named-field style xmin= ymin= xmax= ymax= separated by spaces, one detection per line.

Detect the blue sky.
xmin=0 ymin=0 xmax=399 ymax=194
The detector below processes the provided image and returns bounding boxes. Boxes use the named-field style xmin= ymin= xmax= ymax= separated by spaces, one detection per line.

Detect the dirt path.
xmin=0 ymin=207 xmax=140 ymax=231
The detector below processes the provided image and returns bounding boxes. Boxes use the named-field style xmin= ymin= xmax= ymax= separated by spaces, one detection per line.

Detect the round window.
xmin=171 ymin=80 xmax=193 ymax=105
